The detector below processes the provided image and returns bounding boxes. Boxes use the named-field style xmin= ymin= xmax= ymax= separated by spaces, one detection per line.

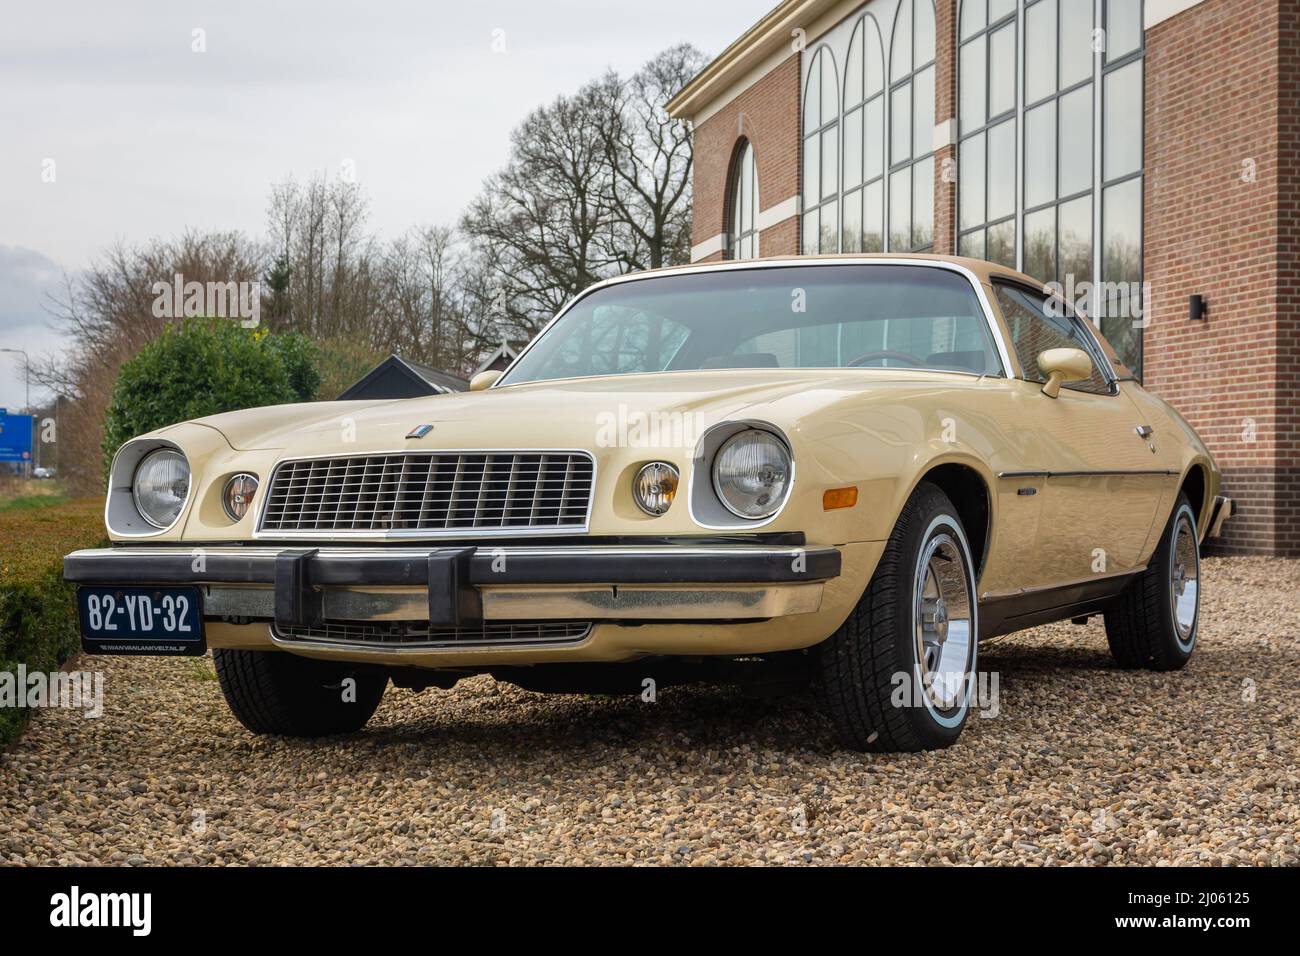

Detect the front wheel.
xmin=815 ymin=482 xmax=980 ymax=752
xmin=1104 ymin=493 xmax=1201 ymax=670
xmin=213 ymin=649 xmax=388 ymax=737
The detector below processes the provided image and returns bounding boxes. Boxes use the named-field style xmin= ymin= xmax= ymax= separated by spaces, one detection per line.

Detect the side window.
xmin=994 ymin=284 xmax=1112 ymax=395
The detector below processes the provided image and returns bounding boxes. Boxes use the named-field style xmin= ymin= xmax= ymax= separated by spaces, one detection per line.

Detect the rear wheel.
xmin=815 ymin=482 xmax=979 ymax=752
xmin=1104 ymin=494 xmax=1201 ymax=670
xmin=213 ymin=649 xmax=387 ymax=737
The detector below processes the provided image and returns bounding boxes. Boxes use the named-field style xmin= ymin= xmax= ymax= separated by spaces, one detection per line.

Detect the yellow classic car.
xmin=65 ymin=256 xmax=1232 ymax=751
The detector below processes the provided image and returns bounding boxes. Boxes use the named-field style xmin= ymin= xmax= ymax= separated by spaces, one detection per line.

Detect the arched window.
xmin=840 ymin=15 xmax=887 ymax=253
xmin=957 ymin=0 xmax=1017 ymax=266
xmin=956 ymin=0 xmax=1145 ymax=374
xmin=727 ymin=140 xmax=759 ymax=260
xmin=887 ymin=0 xmax=936 ymax=252
xmin=801 ymin=46 xmax=840 ymax=253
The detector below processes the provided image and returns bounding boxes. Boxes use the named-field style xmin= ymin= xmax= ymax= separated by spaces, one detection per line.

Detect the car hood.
xmin=193 ymin=368 xmax=984 ymax=455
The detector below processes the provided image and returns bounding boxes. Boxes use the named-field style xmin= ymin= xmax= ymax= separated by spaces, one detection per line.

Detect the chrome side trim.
xmin=997 ymin=469 xmax=1176 ymax=479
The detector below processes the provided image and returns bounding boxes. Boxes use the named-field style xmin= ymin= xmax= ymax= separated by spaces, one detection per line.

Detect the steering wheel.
xmin=845 ymin=349 xmax=925 ymax=368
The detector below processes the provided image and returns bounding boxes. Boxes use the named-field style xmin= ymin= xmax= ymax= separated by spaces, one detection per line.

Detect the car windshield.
xmin=497 ymin=265 xmax=1003 ymax=386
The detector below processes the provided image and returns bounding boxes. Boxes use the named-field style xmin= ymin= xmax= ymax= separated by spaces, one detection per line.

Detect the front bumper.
xmin=64 ymin=543 xmax=842 ymax=630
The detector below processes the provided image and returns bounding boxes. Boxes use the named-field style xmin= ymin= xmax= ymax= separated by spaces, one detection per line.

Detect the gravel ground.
xmin=3 ymin=556 xmax=1297 ymax=866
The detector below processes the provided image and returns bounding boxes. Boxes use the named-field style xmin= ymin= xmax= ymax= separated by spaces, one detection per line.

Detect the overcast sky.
xmin=0 ymin=0 xmax=773 ymax=409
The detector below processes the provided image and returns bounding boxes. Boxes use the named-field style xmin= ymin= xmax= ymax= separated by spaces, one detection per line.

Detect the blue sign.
xmin=0 ymin=413 xmax=33 ymax=463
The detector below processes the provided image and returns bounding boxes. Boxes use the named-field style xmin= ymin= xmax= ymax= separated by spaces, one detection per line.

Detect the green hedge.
xmin=102 ymin=320 xmax=319 ymax=478
xmin=0 ymin=499 xmax=106 ymax=745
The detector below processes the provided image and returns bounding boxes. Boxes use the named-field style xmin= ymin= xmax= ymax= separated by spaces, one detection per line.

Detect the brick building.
xmin=667 ymin=0 xmax=1299 ymax=555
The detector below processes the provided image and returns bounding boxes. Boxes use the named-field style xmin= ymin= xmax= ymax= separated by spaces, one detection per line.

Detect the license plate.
xmin=77 ymin=586 xmax=206 ymax=656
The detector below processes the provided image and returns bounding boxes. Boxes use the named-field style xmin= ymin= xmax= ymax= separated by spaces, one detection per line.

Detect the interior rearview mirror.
xmin=469 ymin=369 xmax=503 ymax=392
xmin=1037 ymin=348 xmax=1093 ymax=399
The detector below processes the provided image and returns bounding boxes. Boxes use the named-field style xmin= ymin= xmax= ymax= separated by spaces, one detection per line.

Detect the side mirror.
xmin=1037 ymin=348 xmax=1093 ymax=399
xmin=469 ymin=370 xmax=502 ymax=392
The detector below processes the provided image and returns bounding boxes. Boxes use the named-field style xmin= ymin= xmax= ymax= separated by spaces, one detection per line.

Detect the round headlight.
xmin=132 ymin=448 xmax=190 ymax=529
xmin=633 ymin=462 xmax=679 ymax=516
xmin=712 ymin=429 xmax=792 ymax=519
xmin=222 ymin=473 xmax=259 ymax=522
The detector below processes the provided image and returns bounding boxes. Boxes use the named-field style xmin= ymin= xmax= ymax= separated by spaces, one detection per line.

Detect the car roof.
xmin=598 ymin=253 xmax=1039 ymax=287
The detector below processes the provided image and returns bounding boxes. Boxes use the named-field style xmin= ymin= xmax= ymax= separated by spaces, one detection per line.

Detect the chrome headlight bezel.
xmin=131 ymin=448 xmax=192 ymax=530
xmin=710 ymin=428 xmax=793 ymax=520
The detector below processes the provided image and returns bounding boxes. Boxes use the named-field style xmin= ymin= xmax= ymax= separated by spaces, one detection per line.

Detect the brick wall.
xmin=1144 ymin=0 xmax=1296 ymax=555
xmin=691 ymin=53 xmax=802 ymax=260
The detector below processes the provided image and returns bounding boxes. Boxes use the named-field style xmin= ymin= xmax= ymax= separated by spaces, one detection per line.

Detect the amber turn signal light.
xmin=823 ymin=486 xmax=858 ymax=511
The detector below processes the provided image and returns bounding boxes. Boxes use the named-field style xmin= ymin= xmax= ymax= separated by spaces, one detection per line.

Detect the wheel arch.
xmin=912 ymin=461 xmax=992 ymax=577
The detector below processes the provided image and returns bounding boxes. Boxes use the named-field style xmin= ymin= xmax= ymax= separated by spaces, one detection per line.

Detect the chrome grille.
xmin=258 ymin=451 xmax=594 ymax=535
xmin=273 ymin=620 xmax=592 ymax=649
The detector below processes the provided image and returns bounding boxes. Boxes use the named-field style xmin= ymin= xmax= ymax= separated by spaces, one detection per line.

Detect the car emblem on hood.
xmin=406 ymin=424 xmax=434 ymax=439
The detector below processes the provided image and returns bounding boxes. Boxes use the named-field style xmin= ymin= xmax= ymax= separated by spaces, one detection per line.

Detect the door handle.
xmin=1135 ymin=425 xmax=1154 ymax=439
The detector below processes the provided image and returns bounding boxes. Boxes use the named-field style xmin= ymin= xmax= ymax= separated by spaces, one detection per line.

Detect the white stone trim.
xmin=690 ymin=234 xmax=726 ymax=262
xmin=1145 ymin=0 xmax=1208 ymax=29
xmin=932 ymin=118 xmax=957 ymax=153
xmin=757 ymin=194 xmax=801 ymax=231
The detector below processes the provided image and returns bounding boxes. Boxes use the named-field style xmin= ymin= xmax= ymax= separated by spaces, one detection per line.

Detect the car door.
xmin=992 ymin=282 xmax=1168 ymax=588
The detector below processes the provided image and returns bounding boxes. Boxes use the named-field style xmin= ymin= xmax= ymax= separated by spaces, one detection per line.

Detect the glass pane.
xmin=1106 ymin=0 xmax=1143 ymax=63
xmin=865 ymin=95 xmax=885 ymax=180
xmin=843 ymin=187 xmax=863 ymax=253
xmin=960 ymin=133 xmax=986 ymax=231
xmin=821 ymin=52 xmax=838 ymax=131
xmin=844 ymin=107 xmax=864 ymax=188
xmin=1104 ymin=60 xmax=1143 ymax=181
xmin=892 ymin=83 xmax=913 ymax=165
xmin=912 ymin=155 xmax=934 ymax=249
xmin=804 ymin=134 xmax=820 ymax=209
xmin=990 ymin=0 xmax=1015 ymax=22
xmin=803 ymin=210 xmax=819 ymax=254
xmin=745 ymin=146 xmax=757 ymax=229
xmin=960 ymin=38 xmax=986 ymax=135
xmin=845 ymin=23 xmax=864 ymax=107
xmin=1024 ymin=206 xmax=1057 ymax=281
xmin=913 ymin=66 xmax=934 ymax=158
xmin=914 ymin=0 xmax=935 ymax=66
xmin=1103 ymin=177 xmax=1142 ymax=285
xmin=960 ymin=0 xmax=985 ymax=40
xmin=1025 ymin=0 xmax=1058 ymax=104
xmin=820 ymin=199 xmax=839 ymax=253
xmin=959 ymin=229 xmax=986 ymax=260
xmin=822 ymin=127 xmax=839 ymax=199
xmin=1058 ymin=83 xmax=1092 ymax=197
xmin=805 ymin=51 xmax=822 ymax=130
xmin=892 ymin=0 xmax=913 ymax=81
xmin=988 ymin=218 xmax=1016 ymax=266
xmin=987 ymin=118 xmax=1015 ymax=221
xmin=866 ymin=16 xmax=885 ymax=96
xmin=989 ymin=24 xmax=1016 ymax=119
xmin=863 ymin=179 xmax=885 ymax=252
xmin=1058 ymin=194 xmax=1092 ymax=285
xmin=1060 ymin=0 xmax=1095 ymax=89
xmin=890 ymin=167 xmax=912 ymax=250
xmin=1025 ymin=100 xmax=1057 ymax=208
xmin=1101 ymin=177 xmax=1142 ymax=366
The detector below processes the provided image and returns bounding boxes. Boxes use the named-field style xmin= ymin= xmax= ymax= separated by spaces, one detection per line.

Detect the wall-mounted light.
xmin=1189 ymin=294 xmax=1208 ymax=321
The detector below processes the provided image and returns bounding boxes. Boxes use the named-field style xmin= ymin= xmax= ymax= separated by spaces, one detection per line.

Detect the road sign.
xmin=0 ymin=413 xmax=34 ymax=463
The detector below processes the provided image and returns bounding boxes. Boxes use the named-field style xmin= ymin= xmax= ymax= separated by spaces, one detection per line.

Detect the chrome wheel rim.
xmin=914 ymin=531 xmax=973 ymax=712
xmin=1170 ymin=509 xmax=1200 ymax=648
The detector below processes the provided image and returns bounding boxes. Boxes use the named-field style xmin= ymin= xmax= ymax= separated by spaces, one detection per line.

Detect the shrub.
xmin=0 ymin=498 xmax=106 ymax=745
xmin=101 ymin=320 xmax=319 ymax=476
